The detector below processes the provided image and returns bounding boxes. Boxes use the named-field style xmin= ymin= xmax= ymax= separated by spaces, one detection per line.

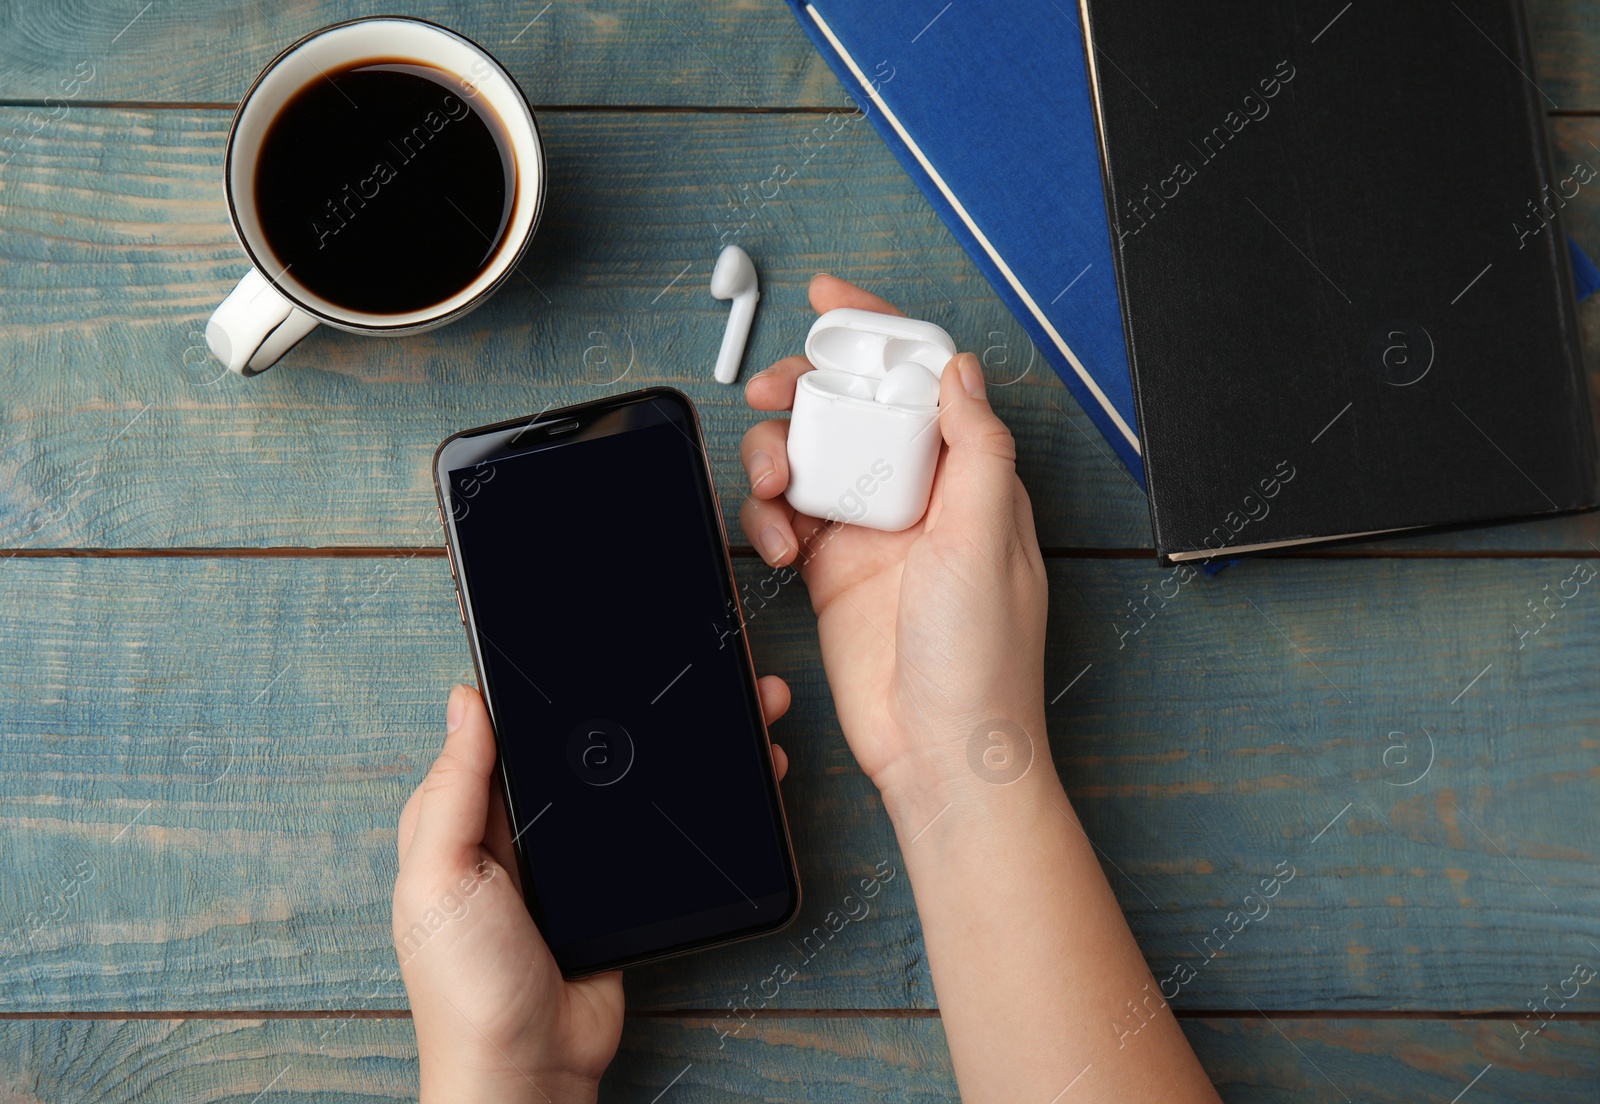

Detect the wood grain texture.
xmin=1532 ymin=0 xmax=1600 ymax=111
xmin=0 ymin=0 xmax=849 ymax=108
xmin=2 ymin=555 xmax=1598 ymax=1012
xmin=0 ymin=105 xmax=1152 ymax=551
xmin=1 ymin=0 xmax=1597 ymax=1097
xmin=1 ymin=107 xmax=1598 ymax=552
xmin=0 ymin=0 xmax=1591 ymax=116
xmin=3 ymin=1015 xmax=1600 ymax=1102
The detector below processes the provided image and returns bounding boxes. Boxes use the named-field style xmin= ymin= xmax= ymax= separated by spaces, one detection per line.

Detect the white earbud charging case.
xmin=785 ymin=308 xmax=957 ymax=532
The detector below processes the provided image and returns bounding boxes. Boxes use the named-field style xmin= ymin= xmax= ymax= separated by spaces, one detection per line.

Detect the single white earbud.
xmin=875 ymin=361 xmax=941 ymax=407
xmin=710 ymin=245 xmax=760 ymax=384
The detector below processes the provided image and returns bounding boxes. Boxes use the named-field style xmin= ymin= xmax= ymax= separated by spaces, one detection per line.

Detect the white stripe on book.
xmin=807 ymin=4 xmax=1142 ymax=455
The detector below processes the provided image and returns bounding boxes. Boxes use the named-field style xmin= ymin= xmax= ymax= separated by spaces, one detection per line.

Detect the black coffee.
xmin=254 ymin=60 xmax=516 ymax=315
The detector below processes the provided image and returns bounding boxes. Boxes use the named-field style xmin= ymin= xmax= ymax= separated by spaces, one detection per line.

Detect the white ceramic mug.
xmin=207 ymin=16 xmax=545 ymax=376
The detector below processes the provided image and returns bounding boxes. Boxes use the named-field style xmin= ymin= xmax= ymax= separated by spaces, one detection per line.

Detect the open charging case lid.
xmin=804 ymin=308 xmax=956 ymax=383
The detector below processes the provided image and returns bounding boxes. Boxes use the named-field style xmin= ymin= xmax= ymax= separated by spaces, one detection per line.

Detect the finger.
xmin=809 ymin=274 xmax=905 ymax=317
xmin=407 ymin=684 xmax=499 ymax=872
xmin=771 ymin=743 xmax=789 ymax=781
xmin=745 ymin=356 xmax=813 ymax=413
xmin=757 ymin=674 xmax=791 ymax=725
xmin=929 ymin=352 xmax=1025 ymax=536
xmin=740 ymin=492 xmax=799 ymax=568
xmin=740 ymin=420 xmax=791 ymax=500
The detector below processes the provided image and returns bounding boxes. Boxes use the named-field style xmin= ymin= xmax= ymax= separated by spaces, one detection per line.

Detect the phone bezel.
xmin=431 ymin=387 xmax=802 ymax=977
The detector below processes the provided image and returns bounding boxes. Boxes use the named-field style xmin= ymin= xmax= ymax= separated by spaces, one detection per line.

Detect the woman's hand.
xmin=741 ymin=278 xmax=1220 ymax=1103
xmin=738 ymin=275 xmax=1049 ymax=816
xmin=394 ymin=679 xmax=793 ymax=1103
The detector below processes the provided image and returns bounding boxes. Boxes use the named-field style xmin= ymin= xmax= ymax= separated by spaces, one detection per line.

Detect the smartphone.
xmin=433 ymin=388 xmax=801 ymax=976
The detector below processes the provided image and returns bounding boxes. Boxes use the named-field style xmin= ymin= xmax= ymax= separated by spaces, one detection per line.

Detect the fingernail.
xmin=958 ymin=352 xmax=987 ymax=400
xmin=758 ymin=524 xmax=792 ymax=566
xmin=747 ymin=448 xmax=776 ymax=493
xmin=811 ymin=271 xmax=832 ymax=281
xmin=446 ymin=685 xmax=466 ymax=733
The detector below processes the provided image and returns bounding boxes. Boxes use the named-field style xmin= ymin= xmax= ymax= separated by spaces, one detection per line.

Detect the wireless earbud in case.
xmin=785 ymin=308 xmax=957 ymax=532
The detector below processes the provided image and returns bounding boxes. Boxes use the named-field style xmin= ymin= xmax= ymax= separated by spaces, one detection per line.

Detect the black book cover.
xmin=1078 ymin=0 xmax=1599 ymax=560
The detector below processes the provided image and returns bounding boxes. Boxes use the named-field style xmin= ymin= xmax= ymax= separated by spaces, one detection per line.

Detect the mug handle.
xmin=206 ymin=268 xmax=320 ymax=376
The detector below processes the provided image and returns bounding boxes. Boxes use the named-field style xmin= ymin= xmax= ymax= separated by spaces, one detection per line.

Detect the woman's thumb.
xmin=932 ymin=353 xmax=1021 ymax=531
xmin=407 ymin=685 xmax=498 ymax=870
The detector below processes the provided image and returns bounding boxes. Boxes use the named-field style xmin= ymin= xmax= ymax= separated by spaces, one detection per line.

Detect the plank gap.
xmin=0 ymin=100 xmax=855 ymax=114
xmin=0 ymin=1008 xmax=1592 ymax=1021
xmin=5 ymin=546 xmax=1599 ymax=560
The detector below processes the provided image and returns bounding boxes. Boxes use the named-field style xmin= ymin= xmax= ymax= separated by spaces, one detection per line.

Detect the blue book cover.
xmin=786 ymin=0 xmax=1146 ymax=482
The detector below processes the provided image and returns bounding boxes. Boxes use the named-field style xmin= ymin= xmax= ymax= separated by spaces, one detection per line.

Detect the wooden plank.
xmin=599 ymin=1015 xmax=1600 ymax=1104
xmin=0 ymin=1 xmax=849 ymax=108
xmin=3 ymin=1015 xmax=1599 ymax=1102
xmin=0 ymin=0 xmax=1591 ymax=116
xmin=2 ymin=555 xmax=1598 ymax=1012
xmin=2 ymin=107 xmax=1599 ymax=552
xmin=0 ymin=105 xmax=1151 ymax=551
xmin=0 ymin=554 xmax=908 ymax=1013
xmin=1531 ymin=0 xmax=1600 ymax=110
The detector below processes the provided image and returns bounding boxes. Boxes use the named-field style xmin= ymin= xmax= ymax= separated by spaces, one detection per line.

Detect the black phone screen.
xmin=436 ymin=390 xmax=798 ymax=975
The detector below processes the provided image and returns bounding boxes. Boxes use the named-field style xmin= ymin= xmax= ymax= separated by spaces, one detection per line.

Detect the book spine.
xmin=1509 ymin=0 xmax=1600 ymax=497
xmin=1076 ymin=0 xmax=1170 ymax=554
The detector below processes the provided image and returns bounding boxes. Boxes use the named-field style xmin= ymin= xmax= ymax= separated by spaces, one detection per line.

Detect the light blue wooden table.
xmin=3 ymin=2 xmax=1600 ymax=1099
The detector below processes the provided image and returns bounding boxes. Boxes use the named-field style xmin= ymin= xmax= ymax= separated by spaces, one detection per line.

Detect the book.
xmin=784 ymin=0 xmax=1146 ymax=480
xmin=1079 ymin=0 xmax=1599 ymax=560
